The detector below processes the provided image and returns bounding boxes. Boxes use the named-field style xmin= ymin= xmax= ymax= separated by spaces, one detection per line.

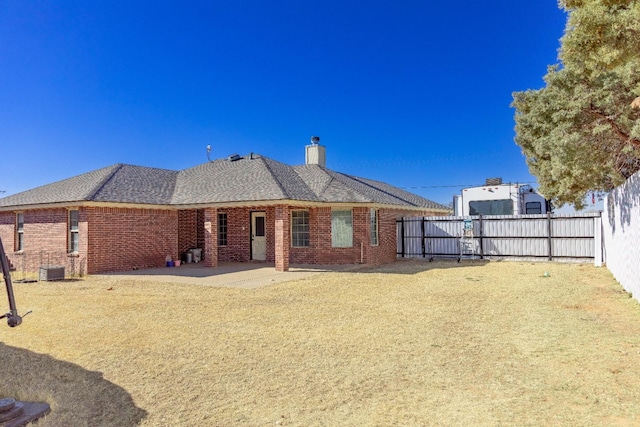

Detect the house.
xmin=452 ymin=178 xmax=550 ymax=216
xmin=0 ymin=141 xmax=449 ymax=275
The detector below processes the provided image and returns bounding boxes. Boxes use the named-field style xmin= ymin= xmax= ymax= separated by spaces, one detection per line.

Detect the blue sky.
xmin=0 ymin=1 xmax=570 ymax=207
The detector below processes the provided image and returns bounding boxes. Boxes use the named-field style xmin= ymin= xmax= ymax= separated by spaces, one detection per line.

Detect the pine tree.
xmin=512 ymin=0 xmax=640 ymax=209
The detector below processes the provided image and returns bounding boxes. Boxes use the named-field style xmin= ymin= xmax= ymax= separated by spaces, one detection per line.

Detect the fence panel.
xmin=602 ymin=170 xmax=640 ymax=300
xmin=397 ymin=213 xmax=602 ymax=263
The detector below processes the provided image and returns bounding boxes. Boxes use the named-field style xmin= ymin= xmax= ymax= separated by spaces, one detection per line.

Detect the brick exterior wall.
xmin=0 ymin=204 xmax=445 ymax=275
xmin=275 ymin=206 xmax=290 ymax=271
xmin=0 ymin=208 xmax=88 ymax=276
xmin=288 ymin=206 xmax=435 ymax=266
xmin=214 ymin=206 xmax=278 ymax=263
xmin=178 ymin=205 xmax=439 ymax=268
xmin=87 ymin=207 xmax=177 ymax=273
xmin=203 ymin=208 xmax=218 ymax=268
xmin=178 ymin=209 xmax=198 ymax=256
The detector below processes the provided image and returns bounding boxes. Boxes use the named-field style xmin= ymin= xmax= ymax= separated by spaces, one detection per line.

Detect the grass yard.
xmin=2 ymin=260 xmax=640 ymax=426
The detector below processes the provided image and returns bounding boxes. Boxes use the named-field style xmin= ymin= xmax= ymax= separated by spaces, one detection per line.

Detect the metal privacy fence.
xmin=397 ymin=212 xmax=603 ymax=264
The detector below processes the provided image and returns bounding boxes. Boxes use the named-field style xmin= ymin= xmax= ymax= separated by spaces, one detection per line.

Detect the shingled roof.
xmin=0 ymin=154 xmax=448 ymax=211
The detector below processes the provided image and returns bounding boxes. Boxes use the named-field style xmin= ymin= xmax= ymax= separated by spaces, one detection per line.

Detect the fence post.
xmin=594 ymin=213 xmax=602 ymax=267
xmin=400 ymin=218 xmax=405 ymax=258
xmin=421 ymin=217 xmax=426 ymax=258
xmin=547 ymin=212 xmax=553 ymax=261
xmin=478 ymin=215 xmax=484 ymax=259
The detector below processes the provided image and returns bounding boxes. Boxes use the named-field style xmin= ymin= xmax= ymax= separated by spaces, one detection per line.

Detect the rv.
xmin=453 ymin=178 xmax=550 ymax=216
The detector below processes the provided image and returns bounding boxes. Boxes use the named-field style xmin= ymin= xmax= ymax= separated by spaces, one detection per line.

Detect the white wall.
xmin=603 ymin=170 xmax=640 ymax=300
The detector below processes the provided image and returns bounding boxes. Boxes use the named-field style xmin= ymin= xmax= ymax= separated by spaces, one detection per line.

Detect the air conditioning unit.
xmin=39 ymin=266 xmax=65 ymax=281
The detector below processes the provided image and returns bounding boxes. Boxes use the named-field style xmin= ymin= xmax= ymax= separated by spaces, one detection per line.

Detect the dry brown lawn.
xmin=2 ymin=260 xmax=640 ymax=426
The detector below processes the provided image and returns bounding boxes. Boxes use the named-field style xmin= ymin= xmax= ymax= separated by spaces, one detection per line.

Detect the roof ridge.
xmin=292 ymin=164 xmax=337 ymax=199
xmin=314 ymin=166 xmax=336 ymax=198
xmin=329 ymin=170 xmax=419 ymax=206
xmin=260 ymin=157 xmax=290 ymax=199
xmin=86 ymin=164 xmax=124 ymax=201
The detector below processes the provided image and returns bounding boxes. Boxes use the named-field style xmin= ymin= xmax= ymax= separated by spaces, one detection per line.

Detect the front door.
xmin=250 ymin=211 xmax=266 ymax=261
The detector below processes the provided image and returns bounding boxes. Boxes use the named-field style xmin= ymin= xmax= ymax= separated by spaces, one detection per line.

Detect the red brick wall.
xmin=217 ymin=208 xmax=249 ymax=262
xmin=289 ymin=207 xmax=319 ymax=265
xmin=203 ymin=208 xmax=218 ymax=267
xmin=178 ymin=209 xmax=197 ymax=256
xmin=365 ymin=208 xmax=414 ymax=265
xmin=0 ymin=212 xmax=15 ymax=252
xmin=177 ymin=209 xmax=206 ymax=262
xmin=175 ymin=205 xmax=440 ymax=269
xmin=0 ymin=208 xmax=88 ymax=276
xmin=87 ymin=207 xmax=177 ymax=273
xmin=275 ymin=206 xmax=290 ymax=271
xmin=1 ymin=205 xmax=446 ymax=275
xmin=288 ymin=207 xmax=442 ymax=266
xmin=215 ymin=206 xmax=277 ymax=262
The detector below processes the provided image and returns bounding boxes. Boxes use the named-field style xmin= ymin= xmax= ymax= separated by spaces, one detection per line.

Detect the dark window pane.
xmin=525 ymin=202 xmax=542 ymax=214
xmin=469 ymin=200 xmax=513 ymax=215
xmin=255 ymin=216 xmax=265 ymax=237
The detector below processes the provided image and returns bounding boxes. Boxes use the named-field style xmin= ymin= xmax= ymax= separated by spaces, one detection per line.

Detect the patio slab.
xmin=99 ymin=262 xmax=360 ymax=289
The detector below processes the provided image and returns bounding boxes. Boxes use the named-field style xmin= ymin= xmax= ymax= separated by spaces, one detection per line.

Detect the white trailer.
xmin=453 ymin=178 xmax=549 ymax=216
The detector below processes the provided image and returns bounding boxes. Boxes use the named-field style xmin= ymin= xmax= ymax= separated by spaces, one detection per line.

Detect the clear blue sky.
xmin=0 ymin=1 xmax=568 ymax=206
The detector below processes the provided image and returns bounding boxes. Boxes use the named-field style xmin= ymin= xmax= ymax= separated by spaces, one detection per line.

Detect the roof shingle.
xmin=0 ymin=154 xmax=448 ymax=211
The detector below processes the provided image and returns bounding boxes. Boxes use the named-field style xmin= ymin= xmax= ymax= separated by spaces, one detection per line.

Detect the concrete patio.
xmin=99 ymin=262 xmax=361 ymax=289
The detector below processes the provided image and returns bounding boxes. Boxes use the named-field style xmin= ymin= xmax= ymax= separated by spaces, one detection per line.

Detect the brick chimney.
xmin=305 ymin=136 xmax=326 ymax=167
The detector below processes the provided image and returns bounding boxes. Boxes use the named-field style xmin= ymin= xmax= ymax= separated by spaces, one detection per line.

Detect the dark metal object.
xmin=0 ymin=237 xmax=25 ymax=327
xmin=0 ymin=398 xmax=50 ymax=427
xmin=1 ymin=239 xmax=51 ymax=425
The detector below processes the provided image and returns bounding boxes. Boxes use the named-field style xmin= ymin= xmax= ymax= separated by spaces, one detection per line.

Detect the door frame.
xmin=249 ymin=211 xmax=267 ymax=261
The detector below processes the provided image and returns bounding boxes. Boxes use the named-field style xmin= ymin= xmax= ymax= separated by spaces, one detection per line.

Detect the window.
xmin=331 ymin=209 xmax=353 ymax=247
xmin=16 ymin=213 xmax=24 ymax=251
xmin=291 ymin=210 xmax=310 ymax=247
xmin=254 ymin=215 xmax=265 ymax=237
xmin=218 ymin=213 xmax=227 ymax=246
xmin=68 ymin=210 xmax=79 ymax=253
xmin=469 ymin=200 xmax=513 ymax=216
xmin=370 ymin=209 xmax=379 ymax=246
xmin=525 ymin=202 xmax=542 ymax=214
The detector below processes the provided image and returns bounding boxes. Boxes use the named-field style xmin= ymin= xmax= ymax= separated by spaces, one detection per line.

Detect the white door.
xmin=251 ymin=212 xmax=266 ymax=261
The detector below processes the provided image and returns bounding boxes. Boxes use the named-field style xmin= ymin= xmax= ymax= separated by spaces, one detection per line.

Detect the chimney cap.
xmin=310 ymin=136 xmax=320 ymax=145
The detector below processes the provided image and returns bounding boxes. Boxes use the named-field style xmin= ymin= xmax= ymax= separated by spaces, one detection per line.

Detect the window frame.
xmin=370 ymin=208 xmax=379 ymax=246
xmin=291 ymin=210 xmax=310 ymax=248
xmin=68 ymin=209 xmax=79 ymax=253
xmin=331 ymin=209 xmax=353 ymax=248
xmin=525 ymin=201 xmax=542 ymax=214
xmin=16 ymin=212 xmax=24 ymax=252
xmin=469 ymin=199 xmax=514 ymax=216
xmin=218 ymin=213 xmax=228 ymax=246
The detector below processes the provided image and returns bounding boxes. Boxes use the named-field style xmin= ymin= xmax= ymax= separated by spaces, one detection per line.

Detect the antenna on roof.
xmin=206 ymin=145 xmax=213 ymax=162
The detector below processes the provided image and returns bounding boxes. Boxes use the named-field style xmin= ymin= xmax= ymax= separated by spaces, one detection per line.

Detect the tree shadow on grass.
xmin=0 ymin=343 xmax=147 ymax=426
